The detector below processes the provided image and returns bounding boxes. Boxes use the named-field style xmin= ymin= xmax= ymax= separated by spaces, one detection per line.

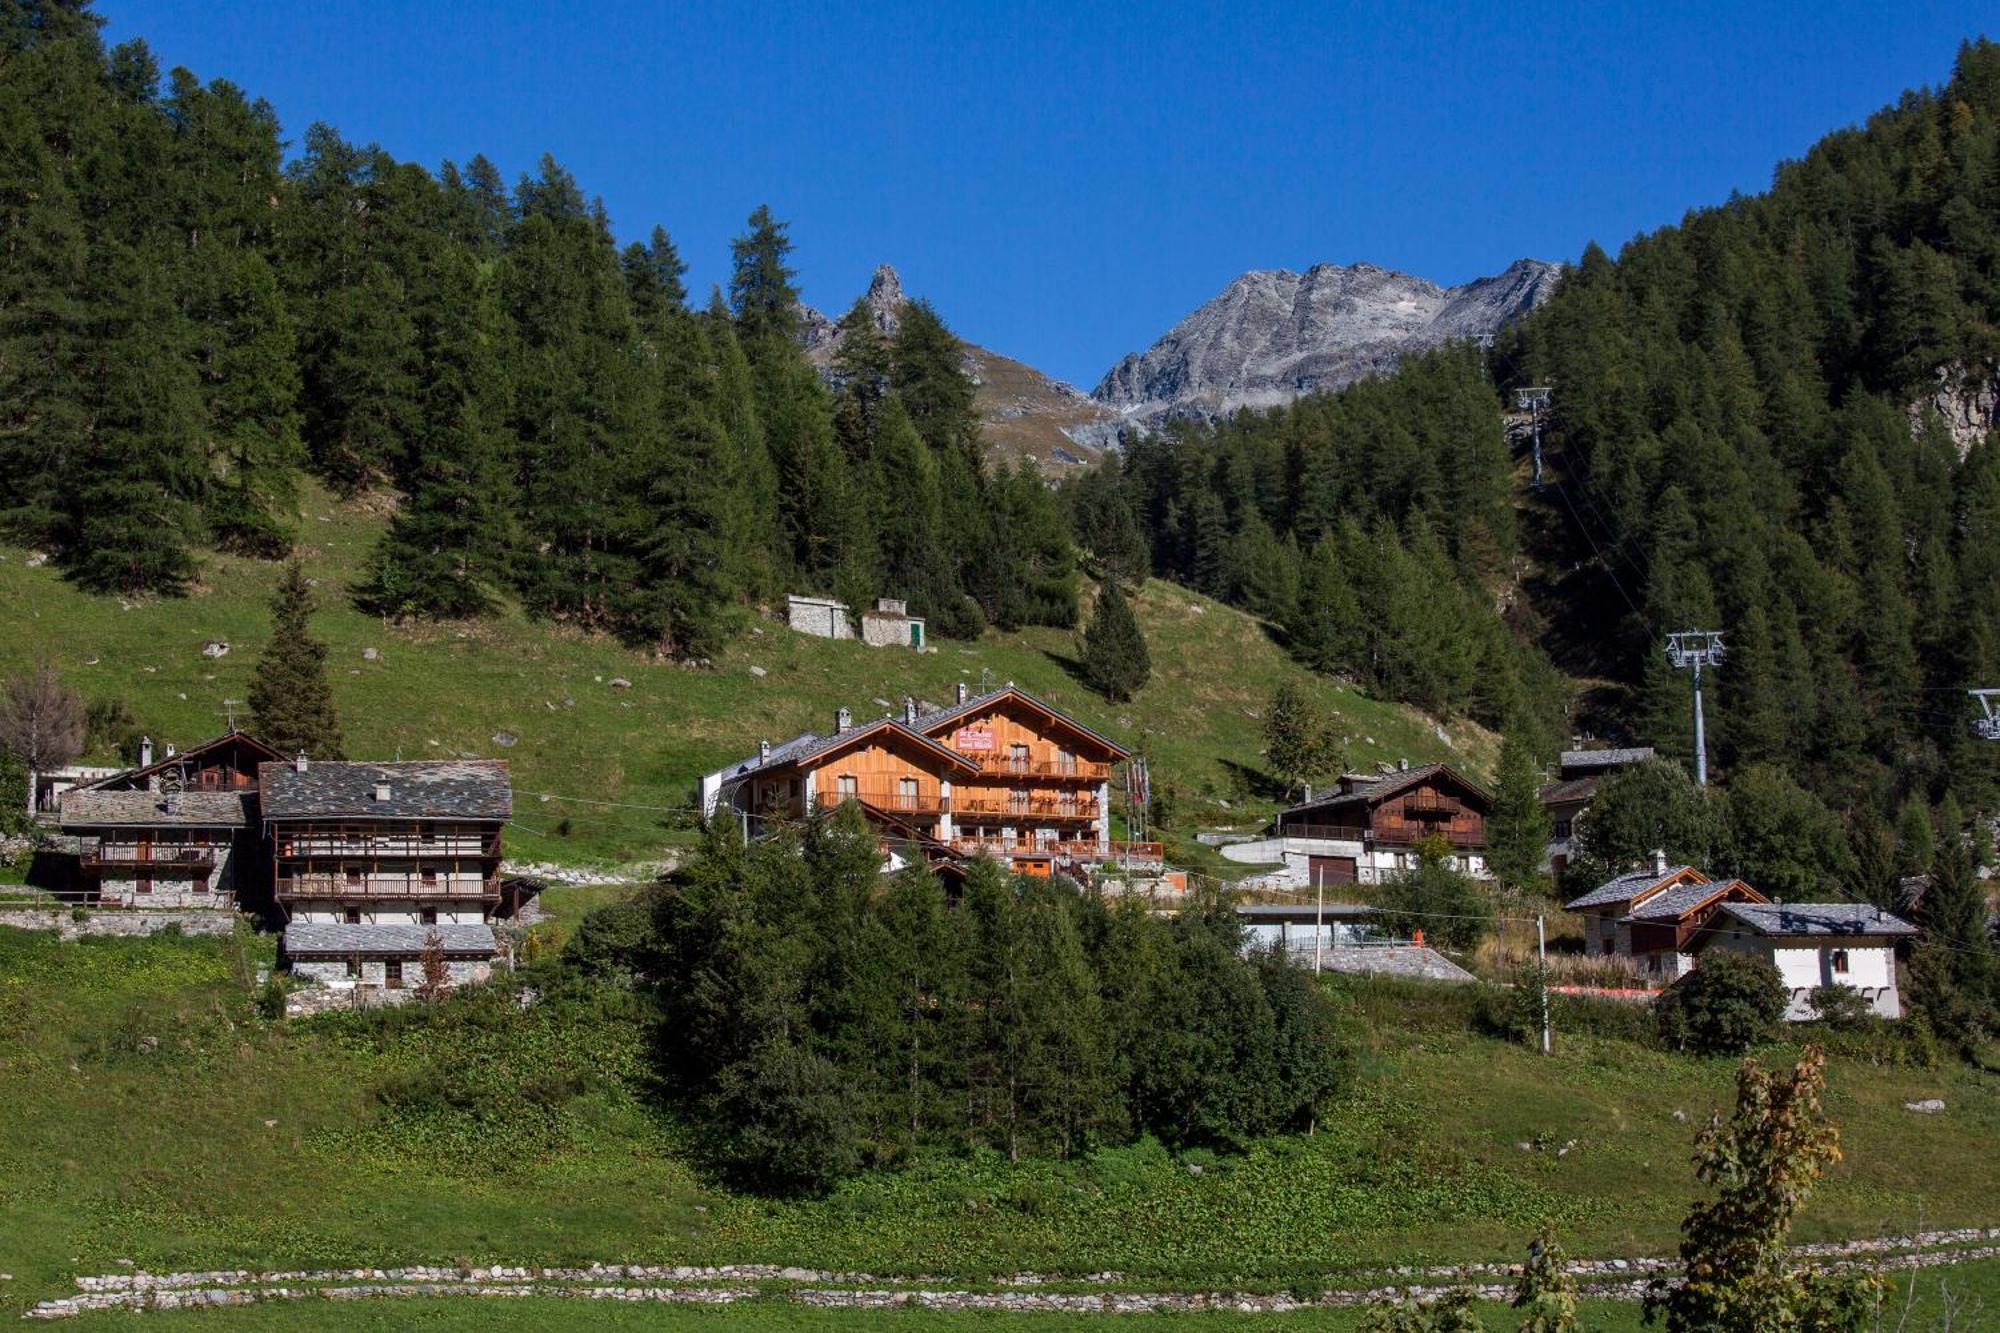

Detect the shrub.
xmin=1656 ymin=951 xmax=1788 ymax=1056
xmin=562 ymin=892 xmax=657 ymax=979
xmin=1373 ymin=836 xmax=1492 ymax=950
xmin=1803 ymin=983 xmax=1875 ymax=1031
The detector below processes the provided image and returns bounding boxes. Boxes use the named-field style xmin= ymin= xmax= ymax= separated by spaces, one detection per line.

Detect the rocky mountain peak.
xmin=1093 ymin=257 xmax=1561 ymax=432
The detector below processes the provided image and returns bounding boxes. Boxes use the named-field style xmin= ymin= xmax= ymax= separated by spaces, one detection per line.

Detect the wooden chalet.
xmin=1262 ymin=762 xmax=1492 ymax=885
xmin=700 ymin=683 xmax=1148 ymax=876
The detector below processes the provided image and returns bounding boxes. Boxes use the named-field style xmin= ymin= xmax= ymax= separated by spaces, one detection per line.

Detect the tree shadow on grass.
xmin=1042 ymin=649 xmax=1096 ymax=696
xmin=1218 ymin=758 xmax=1290 ymax=804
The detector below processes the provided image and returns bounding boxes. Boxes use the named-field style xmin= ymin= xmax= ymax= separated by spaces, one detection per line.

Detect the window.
xmin=345 ymin=907 xmax=362 ymax=925
xmin=345 ymin=868 xmax=363 ymax=885
xmin=421 ymin=908 xmax=437 ymax=925
xmin=420 ymin=868 xmax=439 ymax=888
xmin=1602 ymin=936 xmax=1616 ymax=957
xmin=1009 ymin=788 xmax=1030 ymax=814
xmin=1831 ymin=949 xmax=1850 ymax=975
xmin=1553 ymin=819 xmax=1573 ymax=840
xmin=345 ymin=958 xmax=359 ymax=978
xmin=1009 ymin=743 xmax=1031 ymax=773
xmin=1057 ymin=748 xmax=1076 ymax=775
xmin=898 ymin=776 xmax=919 ymax=809
xmin=837 ymin=774 xmax=858 ymax=802
xmin=384 ymin=960 xmax=404 ymax=989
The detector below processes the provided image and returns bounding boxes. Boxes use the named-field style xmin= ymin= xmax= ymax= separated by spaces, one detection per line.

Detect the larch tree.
xmin=248 ymin=560 xmax=345 ymax=759
xmin=0 ymin=663 xmax=85 ymax=819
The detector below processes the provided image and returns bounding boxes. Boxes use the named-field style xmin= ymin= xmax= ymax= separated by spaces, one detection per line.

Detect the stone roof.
xmin=1712 ymin=902 xmax=1918 ymax=939
xmin=1565 ymin=865 xmax=1702 ymax=912
xmin=260 ymin=760 xmax=510 ymax=821
xmin=1236 ymin=902 xmax=1379 ymax=924
xmin=283 ymin=922 xmax=499 ymax=956
xmin=1539 ymin=775 xmax=1601 ymax=806
xmin=1559 ymin=746 xmax=1655 ymax=773
xmin=59 ymin=789 xmax=252 ymax=829
xmin=1626 ymin=877 xmax=1758 ymax=922
xmin=724 ymin=717 xmax=979 ymax=782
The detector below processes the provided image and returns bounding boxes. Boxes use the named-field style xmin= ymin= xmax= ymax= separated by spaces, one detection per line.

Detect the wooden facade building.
xmin=1225 ymin=763 xmax=1493 ymax=888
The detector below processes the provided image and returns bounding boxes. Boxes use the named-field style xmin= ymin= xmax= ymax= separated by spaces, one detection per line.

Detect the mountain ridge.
xmin=1092 ymin=257 xmax=1562 ymax=431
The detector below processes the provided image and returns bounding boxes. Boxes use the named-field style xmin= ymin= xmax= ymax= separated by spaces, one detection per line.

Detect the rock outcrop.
xmin=798 ymin=264 xmax=1120 ymax=472
xmin=1093 ymin=258 xmax=1561 ymax=432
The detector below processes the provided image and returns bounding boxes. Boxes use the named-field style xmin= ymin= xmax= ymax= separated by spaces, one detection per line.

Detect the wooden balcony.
xmin=820 ymin=785 xmax=948 ymax=816
xmin=953 ymin=793 xmax=1101 ymax=820
xmin=962 ymin=756 xmax=1111 ymax=781
xmin=950 ymin=838 xmax=1163 ymax=865
xmin=1273 ymin=822 xmax=1483 ymax=850
xmin=276 ymin=875 xmax=499 ymax=902
xmin=82 ymin=849 xmax=217 ymax=873
xmin=274 ymin=832 xmax=500 ymax=859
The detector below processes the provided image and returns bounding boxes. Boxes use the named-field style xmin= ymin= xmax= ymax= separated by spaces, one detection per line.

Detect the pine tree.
xmin=1080 ymin=578 xmax=1150 ymax=702
xmin=728 ymin=203 xmax=799 ymax=349
xmin=248 ymin=560 xmax=344 ymax=758
xmin=1486 ymin=727 xmax=1553 ymax=894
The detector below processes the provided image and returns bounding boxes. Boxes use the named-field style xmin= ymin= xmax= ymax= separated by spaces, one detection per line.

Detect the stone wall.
xmin=0 ymin=908 xmax=242 ymax=941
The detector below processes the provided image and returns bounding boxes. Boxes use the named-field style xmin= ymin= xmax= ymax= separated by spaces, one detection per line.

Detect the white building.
xmin=786 ymin=594 xmax=854 ymax=640
xmin=1689 ymin=902 xmax=1918 ymax=1020
xmin=1563 ymin=858 xmax=1768 ymax=982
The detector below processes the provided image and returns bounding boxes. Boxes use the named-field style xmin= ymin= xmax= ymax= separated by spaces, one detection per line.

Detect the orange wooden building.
xmin=699 ymin=683 xmax=1145 ymax=876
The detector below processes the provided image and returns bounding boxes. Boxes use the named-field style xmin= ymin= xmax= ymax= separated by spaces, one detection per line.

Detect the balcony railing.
xmin=820 ymin=786 xmax=949 ymax=815
xmin=276 ymin=875 xmax=499 ymax=901
xmin=953 ymin=794 xmax=1101 ymax=819
xmin=950 ymin=838 xmax=1162 ymax=865
xmin=961 ymin=756 xmax=1111 ymax=781
xmin=82 ymin=848 xmax=217 ymax=873
xmin=274 ymin=833 xmax=500 ymax=859
xmin=1273 ymin=822 xmax=1483 ymax=850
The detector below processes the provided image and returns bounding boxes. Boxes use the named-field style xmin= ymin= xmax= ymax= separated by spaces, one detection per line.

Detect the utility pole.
xmin=1665 ymin=630 xmax=1727 ymax=786
xmin=1515 ymin=386 xmax=1551 ymax=490
xmin=1315 ymin=878 xmax=1325 ymax=975
xmin=1971 ymin=689 xmax=2000 ymax=741
xmin=1537 ymin=914 xmax=1551 ymax=1055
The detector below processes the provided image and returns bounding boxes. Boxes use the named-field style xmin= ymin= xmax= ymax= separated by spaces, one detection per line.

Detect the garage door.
xmin=1308 ymin=855 xmax=1357 ymax=887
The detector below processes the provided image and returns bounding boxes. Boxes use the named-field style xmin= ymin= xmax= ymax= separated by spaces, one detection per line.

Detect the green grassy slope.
xmin=2 ymin=926 xmax=1994 ymax=1323
xmin=0 ymin=484 xmax=1488 ymax=865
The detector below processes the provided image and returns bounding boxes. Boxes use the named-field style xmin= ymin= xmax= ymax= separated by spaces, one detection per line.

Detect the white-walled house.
xmin=1563 ymin=859 xmax=1768 ymax=982
xmin=1689 ymin=902 xmax=1918 ymax=1020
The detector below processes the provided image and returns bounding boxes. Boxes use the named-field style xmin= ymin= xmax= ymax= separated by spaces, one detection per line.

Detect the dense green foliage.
xmin=1655 ymin=951 xmax=1789 ymax=1057
xmin=0 ymin=4 xmax=1075 ymax=651
xmin=1073 ymin=349 xmax=1561 ymax=733
xmin=632 ymin=809 xmax=1349 ymax=1192
xmin=1371 ymin=836 xmax=1494 ymax=951
xmin=1501 ymin=41 xmax=2000 ymax=817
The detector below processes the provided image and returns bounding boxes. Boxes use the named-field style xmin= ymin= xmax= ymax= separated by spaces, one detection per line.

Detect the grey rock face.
xmin=1093 ymin=258 xmax=1561 ymax=431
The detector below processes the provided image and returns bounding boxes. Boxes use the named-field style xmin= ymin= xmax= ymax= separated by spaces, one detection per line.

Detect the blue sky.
xmin=104 ymin=1 xmax=1996 ymax=388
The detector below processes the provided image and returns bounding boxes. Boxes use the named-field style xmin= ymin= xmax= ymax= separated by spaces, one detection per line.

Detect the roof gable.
xmin=1624 ymin=877 xmax=1768 ymax=922
xmin=918 ymin=686 xmax=1129 ymax=761
xmin=84 ymin=730 xmax=283 ymax=792
xmin=788 ymin=717 xmax=980 ymax=775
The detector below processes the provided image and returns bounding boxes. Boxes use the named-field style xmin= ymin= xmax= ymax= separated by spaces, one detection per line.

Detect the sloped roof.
xmin=60 ymin=789 xmax=252 ymax=829
xmin=723 ymin=716 xmax=980 ymax=782
xmin=1280 ymin=763 xmax=1491 ymax=818
xmin=260 ymin=760 xmax=510 ymax=821
xmin=283 ymin=922 xmax=499 ymax=956
xmin=84 ymin=730 xmax=283 ymax=793
xmin=1625 ymin=877 xmax=1766 ymax=922
xmin=1539 ymin=775 xmax=1601 ymax=806
xmin=1710 ymin=902 xmax=1918 ymax=939
xmin=1558 ymin=747 xmax=1655 ymax=773
xmin=917 ymin=685 xmax=1130 ymax=760
xmin=1565 ymin=864 xmax=1704 ymax=912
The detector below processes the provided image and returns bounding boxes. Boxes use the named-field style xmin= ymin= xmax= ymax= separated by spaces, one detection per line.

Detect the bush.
xmin=562 ymin=892 xmax=658 ymax=979
xmin=1372 ymin=835 xmax=1492 ymax=951
xmin=1803 ymin=983 xmax=1875 ymax=1031
xmin=1656 ymin=951 xmax=1788 ymax=1056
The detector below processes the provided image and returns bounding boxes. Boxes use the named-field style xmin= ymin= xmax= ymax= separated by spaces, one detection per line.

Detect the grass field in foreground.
xmin=0 ymin=483 xmax=1488 ymax=868
xmin=3 ymin=924 xmax=1996 ymax=1325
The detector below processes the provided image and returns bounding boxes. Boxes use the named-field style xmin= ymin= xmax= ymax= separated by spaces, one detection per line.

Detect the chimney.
xmin=759 ymin=739 xmax=771 ymax=761
xmin=165 ymin=743 xmax=177 ymax=759
xmin=835 ymin=706 xmax=852 ymax=734
xmin=955 ymin=682 xmax=968 ymax=705
xmin=1398 ymin=758 xmax=1409 ymax=771
xmin=373 ymin=781 xmax=392 ymax=802
xmin=1302 ymin=783 xmax=1313 ymax=804
xmin=139 ymin=736 xmax=154 ymax=769
xmin=902 ymin=696 xmax=918 ymax=725
xmin=294 ymin=751 xmax=308 ymax=773
xmin=1650 ymin=848 xmax=1667 ymax=877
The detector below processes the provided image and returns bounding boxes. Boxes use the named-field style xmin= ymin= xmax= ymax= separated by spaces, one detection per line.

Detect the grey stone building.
xmin=261 ymin=757 xmax=520 ymax=995
xmin=58 ymin=789 xmax=254 ymax=907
